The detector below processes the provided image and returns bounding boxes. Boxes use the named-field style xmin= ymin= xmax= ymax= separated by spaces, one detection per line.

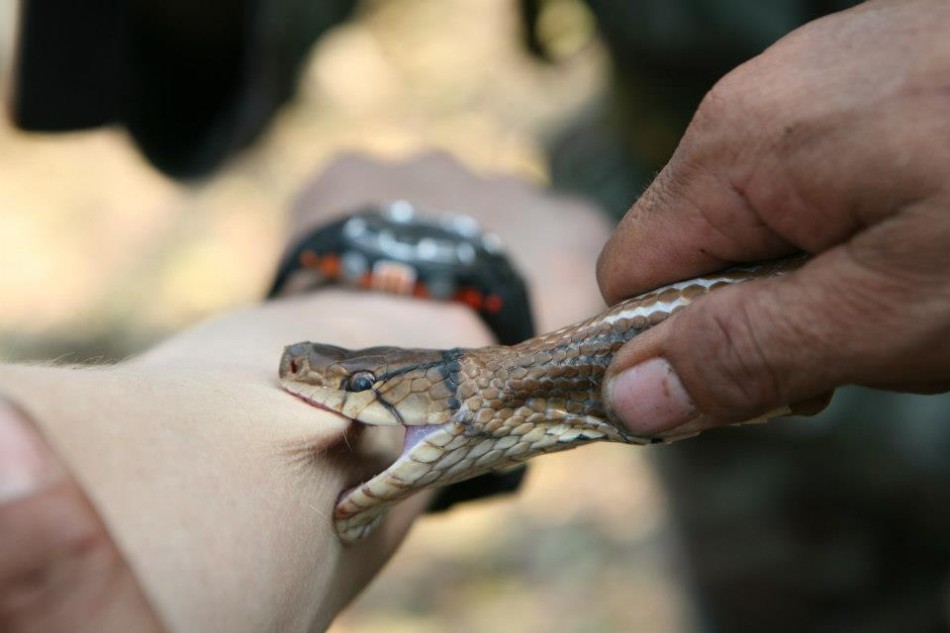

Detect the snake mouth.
xmin=334 ymin=423 xmax=446 ymax=502
xmin=285 ymin=389 xmax=353 ymax=424
xmin=346 ymin=423 xmax=446 ymax=487
xmin=285 ymin=386 xmax=443 ymax=453
xmin=284 ymin=385 xmax=445 ymax=485
xmin=401 ymin=424 xmax=444 ymax=453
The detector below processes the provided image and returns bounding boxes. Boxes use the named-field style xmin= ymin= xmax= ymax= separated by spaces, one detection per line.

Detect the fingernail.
xmin=605 ymin=358 xmax=698 ymax=436
xmin=0 ymin=400 xmax=56 ymax=503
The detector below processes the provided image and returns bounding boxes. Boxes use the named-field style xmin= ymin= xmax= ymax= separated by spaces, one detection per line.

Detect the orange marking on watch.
xmin=457 ymin=288 xmax=483 ymax=310
xmin=485 ymin=294 xmax=503 ymax=313
xmin=319 ymin=254 xmax=341 ymax=278
xmin=300 ymin=250 xmax=321 ymax=268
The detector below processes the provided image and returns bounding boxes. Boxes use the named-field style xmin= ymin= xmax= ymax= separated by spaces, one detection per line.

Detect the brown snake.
xmin=280 ymin=258 xmax=801 ymax=543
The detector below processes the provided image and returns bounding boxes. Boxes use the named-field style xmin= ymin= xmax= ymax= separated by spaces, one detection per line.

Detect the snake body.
xmin=280 ymin=258 xmax=799 ymax=543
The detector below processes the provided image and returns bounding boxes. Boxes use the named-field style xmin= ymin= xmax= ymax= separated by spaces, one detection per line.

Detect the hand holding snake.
xmin=598 ymin=0 xmax=950 ymax=435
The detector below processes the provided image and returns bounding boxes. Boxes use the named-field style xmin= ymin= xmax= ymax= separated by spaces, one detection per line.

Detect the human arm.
xmin=596 ymin=0 xmax=950 ymax=438
xmin=0 ymin=154 xmax=611 ymax=632
xmin=0 ymin=292 xmax=488 ymax=632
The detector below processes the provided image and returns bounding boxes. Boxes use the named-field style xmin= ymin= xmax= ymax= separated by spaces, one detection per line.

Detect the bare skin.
xmin=0 ymin=155 xmax=609 ymax=632
xmin=0 ymin=295 xmax=478 ymax=633
xmin=598 ymin=0 xmax=950 ymax=437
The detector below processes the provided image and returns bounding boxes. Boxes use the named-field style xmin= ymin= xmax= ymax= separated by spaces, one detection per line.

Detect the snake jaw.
xmin=284 ymin=387 xmax=352 ymax=424
xmin=333 ymin=423 xmax=460 ymax=543
xmin=282 ymin=370 xmax=456 ymax=542
xmin=332 ymin=411 xmax=651 ymax=543
xmin=284 ymin=350 xmax=649 ymax=543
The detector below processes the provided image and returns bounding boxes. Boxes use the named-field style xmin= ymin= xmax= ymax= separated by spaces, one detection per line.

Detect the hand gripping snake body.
xmin=280 ymin=258 xmax=800 ymax=542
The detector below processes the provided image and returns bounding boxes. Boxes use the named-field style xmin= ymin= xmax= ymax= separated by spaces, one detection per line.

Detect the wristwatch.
xmin=268 ymin=201 xmax=535 ymax=346
xmin=268 ymin=201 xmax=535 ymax=511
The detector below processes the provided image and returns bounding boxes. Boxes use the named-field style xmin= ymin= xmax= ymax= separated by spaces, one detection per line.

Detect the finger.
xmin=595 ymin=27 xmax=886 ymax=306
xmin=603 ymin=236 xmax=950 ymax=436
xmin=0 ymin=398 xmax=165 ymax=633
xmin=597 ymin=153 xmax=797 ymax=305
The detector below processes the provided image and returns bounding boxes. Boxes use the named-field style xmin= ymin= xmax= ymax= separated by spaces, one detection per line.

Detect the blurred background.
xmin=0 ymin=0 xmax=604 ymax=360
xmin=4 ymin=1 xmax=950 ymax=632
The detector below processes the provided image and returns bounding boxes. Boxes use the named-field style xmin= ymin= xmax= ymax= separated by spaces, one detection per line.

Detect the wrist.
xmin=131 ymin=289 xmax=494 ymax=373
xmin=268 ymin=204 xmax=534 ymax=345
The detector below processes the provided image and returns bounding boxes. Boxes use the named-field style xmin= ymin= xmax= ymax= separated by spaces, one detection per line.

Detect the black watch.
xmin=268 ymin=202 xmax=534 ymax=511
xmin=268 ymin=201 xmax=535 ymax=346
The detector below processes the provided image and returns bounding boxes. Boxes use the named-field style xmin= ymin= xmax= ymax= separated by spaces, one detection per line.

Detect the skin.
xmin=0 ymin=154 xmax=609 ymax=632
xmin=0 ymin=295 xmax=471 ymax=633
xmin=598 ymin=0 xmax=950 ymax=437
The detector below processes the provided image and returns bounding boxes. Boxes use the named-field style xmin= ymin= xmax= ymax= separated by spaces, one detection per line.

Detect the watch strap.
xmin=268 ymin=209 xmax=535 ymax=345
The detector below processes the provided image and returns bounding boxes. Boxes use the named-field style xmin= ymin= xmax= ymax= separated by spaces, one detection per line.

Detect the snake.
xmin=279 ymin=257 xmax=801 ymax=543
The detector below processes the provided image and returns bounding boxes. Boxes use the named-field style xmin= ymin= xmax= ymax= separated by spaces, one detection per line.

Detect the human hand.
xmin=0 ymin=399 xmax=165 ymax=632
xmin=596 ymin=0 xmax=950 ymax=438
xmin=0 ymin=293 xmax=475 ymax=632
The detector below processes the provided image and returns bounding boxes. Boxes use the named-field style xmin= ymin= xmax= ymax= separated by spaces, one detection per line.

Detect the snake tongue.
xmin=402 ymin=424 xmax=442 ymax=453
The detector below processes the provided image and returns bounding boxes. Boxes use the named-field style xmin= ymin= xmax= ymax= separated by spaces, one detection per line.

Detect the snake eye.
xmin=347 ymin=371 xmax=376 ymax=392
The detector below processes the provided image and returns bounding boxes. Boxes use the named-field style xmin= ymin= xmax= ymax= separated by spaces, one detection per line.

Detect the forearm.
xmin=0 ymin=291 xmax=492 ymax=632
xmin=0 ymin=153 xmax=611 ymax=632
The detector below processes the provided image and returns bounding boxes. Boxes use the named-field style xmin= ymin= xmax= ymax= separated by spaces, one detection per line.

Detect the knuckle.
xmin=694 ymin=80 xmax=733 ymax=132
xmin=692 ymin=59 xmax=772 ymax=151
xmin=693 ymin=71 xmax=746 ymax=135
xmin=595 ymin=215 xmax=643 ymax=305
xmin=595 ymin=239 xmax=621 ymax=303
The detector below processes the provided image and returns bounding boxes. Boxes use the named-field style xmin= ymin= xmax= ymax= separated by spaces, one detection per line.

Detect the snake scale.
xmin=280 ymin=258 xmax=800 ymax=543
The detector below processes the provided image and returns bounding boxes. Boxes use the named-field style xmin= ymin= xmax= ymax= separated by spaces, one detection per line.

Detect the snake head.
xmin=279 ymin=342 xmax=461 ymax=427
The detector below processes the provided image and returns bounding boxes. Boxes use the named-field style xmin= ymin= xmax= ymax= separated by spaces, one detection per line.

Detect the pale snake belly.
xmin=279 ymin=258 xmax=800 ymax=543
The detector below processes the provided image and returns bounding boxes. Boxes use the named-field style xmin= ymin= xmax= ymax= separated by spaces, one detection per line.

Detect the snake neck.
xmin=450 ymin=285 xmax=708 ymax=436
xmin=435 ymin=262 xmax=794 ymax=436
xmin=453 ymin=311 xmax=649 ymax=435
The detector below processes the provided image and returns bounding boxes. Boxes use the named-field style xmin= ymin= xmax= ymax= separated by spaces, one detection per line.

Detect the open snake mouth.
xmin=401 ymin=424 xmax=445 ymax=453
xmin=284 ymin=386 xmax=445 ymax=480
xmin=286 ymin=390 xmax=351 ymax=423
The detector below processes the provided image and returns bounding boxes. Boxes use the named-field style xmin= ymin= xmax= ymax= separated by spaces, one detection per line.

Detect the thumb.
xmin=0 ymin=398 xmax=165 ymax=633
xmin=603 ymin=245 xmax=950 ymax=439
